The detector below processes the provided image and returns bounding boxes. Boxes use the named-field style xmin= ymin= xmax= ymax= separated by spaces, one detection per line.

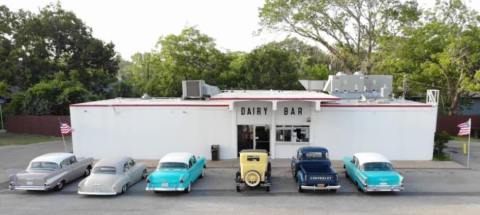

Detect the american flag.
xmin=60 ymin=123 xmax=72 ymax=135
xmin=457 ymin=119 xmax=471 ymax=136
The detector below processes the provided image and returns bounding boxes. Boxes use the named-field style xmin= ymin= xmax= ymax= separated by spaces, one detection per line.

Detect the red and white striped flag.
xmin=60 ymin=123 xmax=72 ymax=135
xmin=457 ymin=119 xmax=471 ymax=136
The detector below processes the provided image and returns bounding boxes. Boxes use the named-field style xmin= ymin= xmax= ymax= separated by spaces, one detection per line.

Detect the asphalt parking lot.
xmin=1 ymin=141 xmax=480 ymax=214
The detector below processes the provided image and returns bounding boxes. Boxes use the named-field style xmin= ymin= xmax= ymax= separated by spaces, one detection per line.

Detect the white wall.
xmin=71 ymin=106 xmax=233 ymax=160
xmin=306 ymin=107 xmax=437 ymax=160
xmin=72 ymin=104 xmax=437 ymax=161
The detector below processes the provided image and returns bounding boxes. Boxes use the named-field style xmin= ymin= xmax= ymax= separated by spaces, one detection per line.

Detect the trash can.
xmin=211 ymin=145 xmax=220 ymax=161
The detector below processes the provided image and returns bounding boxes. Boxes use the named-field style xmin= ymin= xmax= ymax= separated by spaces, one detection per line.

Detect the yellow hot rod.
xmin=235 ymin=149 xmax=271 ymax=192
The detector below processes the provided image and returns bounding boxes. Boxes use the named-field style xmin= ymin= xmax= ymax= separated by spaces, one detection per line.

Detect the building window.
xmin=276 ymin=125 xmax=309 ymax=143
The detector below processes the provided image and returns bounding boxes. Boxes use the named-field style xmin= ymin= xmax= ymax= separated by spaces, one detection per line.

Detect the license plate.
xmin=380 ymin=182 xmax=388 ymax=185
xmin=317 ymin=184 xmax=325 ymax=187
xmin=161 ymin=182 xmax=168 ymax=187
xmin=27 ymin=181 xmax=33 ymax=185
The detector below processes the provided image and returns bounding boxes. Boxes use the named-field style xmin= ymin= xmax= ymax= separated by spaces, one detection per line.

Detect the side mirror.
xmin=351 ymin=159 xmax=354 ymax=164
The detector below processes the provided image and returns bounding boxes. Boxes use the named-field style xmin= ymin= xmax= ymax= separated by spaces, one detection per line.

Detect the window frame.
xmin=275 ymin=125 xmax=310 ymax=144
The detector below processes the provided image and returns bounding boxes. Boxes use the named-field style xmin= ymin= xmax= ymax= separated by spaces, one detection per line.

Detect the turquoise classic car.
xmin=343 ymin=152 xmax=404 ymax=192
xmin=146 ymin=153 xmax=206 ymax=193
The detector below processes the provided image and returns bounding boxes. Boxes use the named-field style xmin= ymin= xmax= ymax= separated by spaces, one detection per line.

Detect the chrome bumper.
xmin=365 ymin=185 xmax=404 ymax=192
xmin=301 ymin=185 xmax=341 ymax=191
xmin=146 ymin=186 xmax=185 ymax=191
xmin=9 ymin=185 xmax=53 ymax=191
xmin=78 ymin=191 xmax=117 ymax=196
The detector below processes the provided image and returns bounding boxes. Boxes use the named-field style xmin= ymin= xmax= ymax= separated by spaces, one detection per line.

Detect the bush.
xmin=434 ymin=131 xmax=452 ymax=158
xmin=7 ymin=77 xmax=96 ymax=115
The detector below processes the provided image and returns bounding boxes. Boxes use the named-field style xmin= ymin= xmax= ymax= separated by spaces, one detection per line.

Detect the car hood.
xmin=82 ymin=174 xmax=120 ymax=188
xmin=363 ymin=171 xmax=402 ymax=185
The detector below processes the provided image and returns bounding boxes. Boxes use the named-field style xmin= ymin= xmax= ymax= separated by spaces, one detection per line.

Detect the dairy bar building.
xmin=70 ymin=74 xmax=439 ymax=160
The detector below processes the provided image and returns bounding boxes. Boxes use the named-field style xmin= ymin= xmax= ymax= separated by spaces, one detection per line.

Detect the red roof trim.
xmin=70 ymin=104 xmax=229 ymax=108
xmin=209 ymin=97 xmax=340 ymax=101
xmin=321 ymin=104 xmax=433 ymax=108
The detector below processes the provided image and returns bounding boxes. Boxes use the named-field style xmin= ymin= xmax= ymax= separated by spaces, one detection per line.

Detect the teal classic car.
xmin=343 ymin=152 xmax=404 ymax=192
xmin=146 ymin=152 xmax=206 ymax=193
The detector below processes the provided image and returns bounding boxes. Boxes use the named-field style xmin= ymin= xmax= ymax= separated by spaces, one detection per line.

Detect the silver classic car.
xmin=77 ymin=157 xmax=148 ymax=195
xmin=9 ymin=153 xmax=94 ymax=191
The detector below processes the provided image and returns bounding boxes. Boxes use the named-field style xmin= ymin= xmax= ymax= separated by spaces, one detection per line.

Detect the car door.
xmin=59 ymin=158 xmax=74 ymax=182
xmin=69 ymin=156 xmax=84 ymax=179
xmin=122 ymin=161 xmax=133 ymax=185
xmin=352 ymin=157 xmax=363 ymax=185
xmin=190 ymin=156 xmax=200 ymax=180
xmin=346 ymin=156 xmax=358 ymax=182
xmin=291 ymin=150 xmax=299 ymax=174
xmin=128 ymin=159 xmax=142 ymax=182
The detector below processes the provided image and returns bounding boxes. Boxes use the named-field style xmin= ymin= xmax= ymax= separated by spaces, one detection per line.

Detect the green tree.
xmin=375 ymin=0 xmax=480 ymax=115
xmin=123 ymin=27 xmax=229 ymax=97
xmin=8 ymin=74 xmax=96 ymax=115
xmin=237 ymin=38 xmax=331 ymax=90
xmin=0 ymin=3 xmax=118 ymax=96
xmin=259 ymin=0 xmax=420 ymax=73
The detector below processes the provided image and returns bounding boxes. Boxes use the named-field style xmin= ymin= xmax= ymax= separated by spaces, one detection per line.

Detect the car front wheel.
xmin=297 ymin=183 xmax=303 ymax=193
xmin=184 ymin=183 xmax=191 ymax=193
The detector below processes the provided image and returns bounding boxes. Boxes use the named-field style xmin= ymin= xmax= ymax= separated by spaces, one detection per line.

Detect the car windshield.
xmin=304 ymin=152 xmax=328 ymax=160
xmin=158 ymin=162 xmax=188 ymax=169
xmin=29 ymin=162 xmax=59 ymax=171
xmin=363 ymin=162 xmax=394 ymax=171
xmin=93 ymin=166 xmax=116 ymax=174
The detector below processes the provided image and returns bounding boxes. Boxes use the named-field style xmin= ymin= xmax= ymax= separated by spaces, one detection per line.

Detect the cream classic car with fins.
xmin=9 ymin=153 xmax=94 ymax=191
xmin=77 ymin=157 xmax=148 ymax=195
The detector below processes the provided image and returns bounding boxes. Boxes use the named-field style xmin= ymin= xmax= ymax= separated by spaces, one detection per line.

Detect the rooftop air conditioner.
xmin=182 ymin=80 xmax=204 ymax=99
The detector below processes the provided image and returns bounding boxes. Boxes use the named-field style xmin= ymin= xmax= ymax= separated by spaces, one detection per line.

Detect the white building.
xmin=70 ymin=75 xmax=439 ymax=160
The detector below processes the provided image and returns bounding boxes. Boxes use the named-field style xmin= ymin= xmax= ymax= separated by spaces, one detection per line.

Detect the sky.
xmin=2 ymin=0 xmax=480 ymax=60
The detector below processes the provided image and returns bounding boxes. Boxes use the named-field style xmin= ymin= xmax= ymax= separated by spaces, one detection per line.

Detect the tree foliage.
xmin=0 ymin=3 xmax=120 ymax=115
xmin=259 ymin=0 xmax=420 ymax=73
xmin=121 ymin=28 xmax=331 ymax=96
xmin=375 ymin=0 xmax=480 ymax=115
xmin=0 ymin=4 xmax=118 ymax=96
xmin=7 ymin=74 xmax=97 ymax=115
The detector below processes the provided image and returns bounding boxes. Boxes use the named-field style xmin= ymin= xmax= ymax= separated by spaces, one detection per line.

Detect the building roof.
xmin=31 ymin=153 xmax=73 ymax=164
xmin=354 ymin=152 xmax=391 ymax=166
xmin=159 ymin=153 xmax=193 ymax=165
xmin=70 ymin=90 xmax=433 ymax=108
xmin=94 ymin=157 xmax=131 ymax=170
xmin=210 ymin=90 xmax=339 ymax=101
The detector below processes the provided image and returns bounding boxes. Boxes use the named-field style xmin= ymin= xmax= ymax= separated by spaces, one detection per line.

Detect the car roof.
xmin=31 ymin=153 xmax=74 ymax=164
xmin=354 ymin=152 xmax=390 ymax=166
xmin=94 ymin=157 xmax=131 ymax=169
xmin=159 ymin=153 xmax=193 ymax=165
xmin=299 ymin=146 xmax=328 ymax=153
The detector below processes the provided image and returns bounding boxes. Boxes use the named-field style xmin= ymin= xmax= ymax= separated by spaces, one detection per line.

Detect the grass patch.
xmin=0 ymin=132 xmax=62 ymax=146
xmin=433 ymin=153 xmax=452 ymax=161
xmin=450 ymin=136 xmax=480 ymax=142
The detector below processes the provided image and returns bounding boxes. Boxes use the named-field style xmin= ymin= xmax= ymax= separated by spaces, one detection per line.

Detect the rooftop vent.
xmin=141 ymin=93 xmax=151 ymax=99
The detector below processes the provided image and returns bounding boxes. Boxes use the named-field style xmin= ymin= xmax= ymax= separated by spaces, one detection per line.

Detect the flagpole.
xmin=467 ymin=118 xmax=471 ymax=169
xmin=61 ymin=132 xmax=68 ymax=153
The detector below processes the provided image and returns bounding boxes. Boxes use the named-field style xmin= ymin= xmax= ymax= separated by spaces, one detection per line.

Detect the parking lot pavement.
xmin=0 ymin=141 xmax=71 ymax=182
xmin=2 ymin=142 xmax=480 ymax=214
xmin=1 ymin=167 xmax=480 ymax=215
xmin=447 ymin=141 xmax=480 ymax=170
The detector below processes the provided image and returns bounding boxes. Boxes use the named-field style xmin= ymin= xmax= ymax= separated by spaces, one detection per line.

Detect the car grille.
xmin=309 ymin=176 xmax=334 ymax=181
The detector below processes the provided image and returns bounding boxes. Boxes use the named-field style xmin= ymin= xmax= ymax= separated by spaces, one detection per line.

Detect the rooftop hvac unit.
xmin=182 ymin=80 xmax=220 ymax=99
xmin=182 ymin=80 xmax=204 ymax=99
